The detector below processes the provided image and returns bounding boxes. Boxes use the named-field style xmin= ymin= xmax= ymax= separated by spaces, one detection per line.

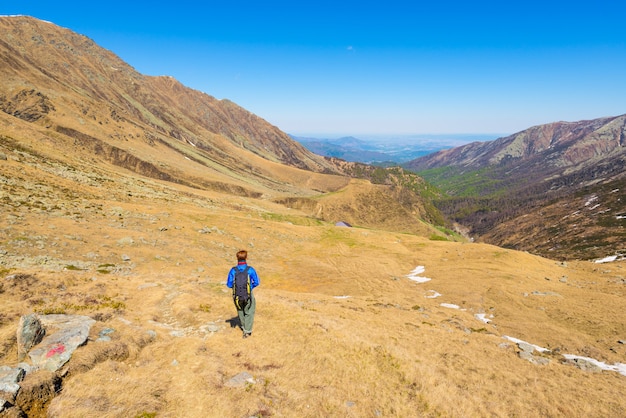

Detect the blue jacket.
xmin=227 ymin=263 xmax=260 ymax=290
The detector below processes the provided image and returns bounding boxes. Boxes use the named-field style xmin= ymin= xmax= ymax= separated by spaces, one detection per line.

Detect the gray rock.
xmin=225 ymin=372 xmax=255 ymax=388
xmin=28 ymin=314 xmax=95 ymax=372
xmin=0 ymin=366 xmax=25 ymax=402
xmin=518 ymin=351 xmax=550 ymax=365
xmin=517 ymin=342 xmax=535 ymax=354
xmin=566 ymin=357 xmax=603 ymax=373
xmin=17 ymin=314 xmax=45 ymax=362
xmin=530 ymin=290 xmax=562 ymax=297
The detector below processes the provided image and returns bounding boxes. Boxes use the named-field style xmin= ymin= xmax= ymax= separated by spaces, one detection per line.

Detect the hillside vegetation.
xmin=407 ymin=116 xmax=626 ymax=260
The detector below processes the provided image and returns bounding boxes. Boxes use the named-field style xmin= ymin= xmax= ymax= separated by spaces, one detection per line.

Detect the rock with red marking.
xmin=28 ymin=315 xmax=95 ymax=372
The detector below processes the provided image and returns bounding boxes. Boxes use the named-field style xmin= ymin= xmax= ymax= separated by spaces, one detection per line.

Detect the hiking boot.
xmin=243 ymin=332 xmax=251 ymax=339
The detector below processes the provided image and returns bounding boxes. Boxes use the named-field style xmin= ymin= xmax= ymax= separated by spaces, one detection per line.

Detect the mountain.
xmin=1 ymin=16 xmax=625 ymax=417
xmin=405 ymin=116 xmax=626 ymax=260
xmin=0 ymin=15 xmax=444 ymax=235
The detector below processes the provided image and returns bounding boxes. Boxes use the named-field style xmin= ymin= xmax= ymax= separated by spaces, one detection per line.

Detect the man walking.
xmin=227 ymin=250 xmax=260 ymax=338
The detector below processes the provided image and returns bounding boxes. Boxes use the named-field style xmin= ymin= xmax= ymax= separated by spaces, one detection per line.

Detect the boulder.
xmin=28 ymin=315 xmax=95 ymax=372
xmin=16 ymin=314 xmax=45 ymax=362
xmin=0 ymin=366 xmax=26 ymax=403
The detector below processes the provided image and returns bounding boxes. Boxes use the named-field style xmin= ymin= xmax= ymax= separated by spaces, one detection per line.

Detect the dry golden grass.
xmin=1 ymin=112 xmax=625 ymax=417
xmin=1 ymin=171 xmax=625 ymax=417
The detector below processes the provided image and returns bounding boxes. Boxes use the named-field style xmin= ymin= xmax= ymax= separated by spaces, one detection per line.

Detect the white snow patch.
xmin=503 ymin=336 xmax=550 ymax=353
xmin=406 ymin=266 xmax=431 ymax=283
xmin=425 ymin=290 xmax=442 ymax=299
xmin=588 ymin=204 xmax=601 ymax=210
xmin=610 ymin=189 xmax=620 ymax=193
xmin=475 ymin=313 xmax=492 ymax=323
xmin=333 ymin=295 xmax=351 ymax=299
xmin=616 ymin=215 xmax=626 ymax=220
xmin=585 ymin=195 xmax=599 ymax=206
xmin=440 ymin=303 xmax=460 ymax=309
xmin=563 ymin=354 xmax=626 ymax=377
xmin=595 ymin=255 xmax=618 ymax=264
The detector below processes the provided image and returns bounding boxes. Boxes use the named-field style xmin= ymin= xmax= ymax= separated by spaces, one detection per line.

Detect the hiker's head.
xmin=236 ymin=250 xmax=248 ymax=262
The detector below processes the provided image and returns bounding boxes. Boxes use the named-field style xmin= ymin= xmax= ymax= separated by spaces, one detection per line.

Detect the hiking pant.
xmin=235 ymin=292 xmax=256 ymax=334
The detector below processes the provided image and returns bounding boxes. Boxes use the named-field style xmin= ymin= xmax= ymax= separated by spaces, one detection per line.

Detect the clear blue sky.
xmin=4 ymin=1 xmax=626 ymax=136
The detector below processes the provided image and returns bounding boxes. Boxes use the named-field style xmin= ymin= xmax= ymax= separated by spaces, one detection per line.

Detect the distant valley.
xmin=295 ymin=123 xmax=626 ymax=261
xmin=292 ymin=134 xmax=501 ymax=164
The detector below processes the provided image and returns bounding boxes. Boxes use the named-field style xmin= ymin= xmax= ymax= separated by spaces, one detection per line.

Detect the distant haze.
xmin=291 ymin=133 xmax=503 ymax=164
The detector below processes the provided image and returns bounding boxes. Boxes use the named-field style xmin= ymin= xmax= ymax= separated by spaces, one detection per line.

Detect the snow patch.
xmin=595 ymin=255 xmax=618 ymax=264
xmin=585 ymin=195 xmax=599 ymax=206
xmin=562 ymin=354 xmax=626 ymax=377
xmin=440 ymin=303 xmax=460 ymax=309
xmin=424 ymin=290 xmax=442 ymax=299
xmin=406 ymin=266 xmax=431 ymax=283
xmin=503 ymin=336 xmax=550 ymax=353
xmin=475 ymin=313 xmax=492 ymax=323
xmin=333 ymin=295 xmax=351 ymax=299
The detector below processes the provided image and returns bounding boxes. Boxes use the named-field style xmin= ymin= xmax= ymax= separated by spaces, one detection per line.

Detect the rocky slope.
xmin=405 ymin=116 xmax=626 ymax=260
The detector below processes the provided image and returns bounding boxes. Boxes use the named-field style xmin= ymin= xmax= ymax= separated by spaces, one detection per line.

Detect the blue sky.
xmin=4 ymin=1 xmax=626 ymax=137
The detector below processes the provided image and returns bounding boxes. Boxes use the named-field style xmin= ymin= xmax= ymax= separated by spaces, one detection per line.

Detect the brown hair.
xmin=236 ymin=250 xmax=248 ymax=262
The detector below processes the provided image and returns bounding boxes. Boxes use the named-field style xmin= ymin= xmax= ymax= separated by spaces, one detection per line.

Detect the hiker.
xmin=227 ymin=250 xmax=260 ymax=338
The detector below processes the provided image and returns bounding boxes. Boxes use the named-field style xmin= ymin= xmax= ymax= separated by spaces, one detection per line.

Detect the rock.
xmin=225 ymin=372 xmax=255 ymax=388
xmin=0 ymin=366 xmax=26 ymax=403
xmin=17 ymin=314 xmax=45 ymax=362
xmin=117 ymin=237 xmax=134 ymax=246
xmin=517 ymin=342 xmax=535 ymax=354
xmin=96 ymin=329 xmax=114 ymax=342
xmin=206 ymin=324 xmax=220 ymax=333
xmin=566 ymin=357 xmax=603 ymax=373
xmin=28 ymin=315 xmax=95 ymax=372
xmin=0 ymin=152 xmax=6 ymax=161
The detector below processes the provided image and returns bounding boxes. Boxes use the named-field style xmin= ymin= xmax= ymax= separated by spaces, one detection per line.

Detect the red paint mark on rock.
xmin=46 ymin=344 xmax=65 ymax=358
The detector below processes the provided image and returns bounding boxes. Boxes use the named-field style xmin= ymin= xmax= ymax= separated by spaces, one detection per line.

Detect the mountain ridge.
xmin=0 ymin=15 xmax=448 ymax=237
xmin=405 ymin=115 xmax=626 ymax=260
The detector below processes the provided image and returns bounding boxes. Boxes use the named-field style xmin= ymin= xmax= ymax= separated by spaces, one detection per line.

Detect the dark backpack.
xmin=233 ymin=266 xmax=251 ymax=309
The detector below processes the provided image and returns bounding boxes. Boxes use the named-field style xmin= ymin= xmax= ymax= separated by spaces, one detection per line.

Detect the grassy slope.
xmin=1 ymin=136 xmax=625 ymax=417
